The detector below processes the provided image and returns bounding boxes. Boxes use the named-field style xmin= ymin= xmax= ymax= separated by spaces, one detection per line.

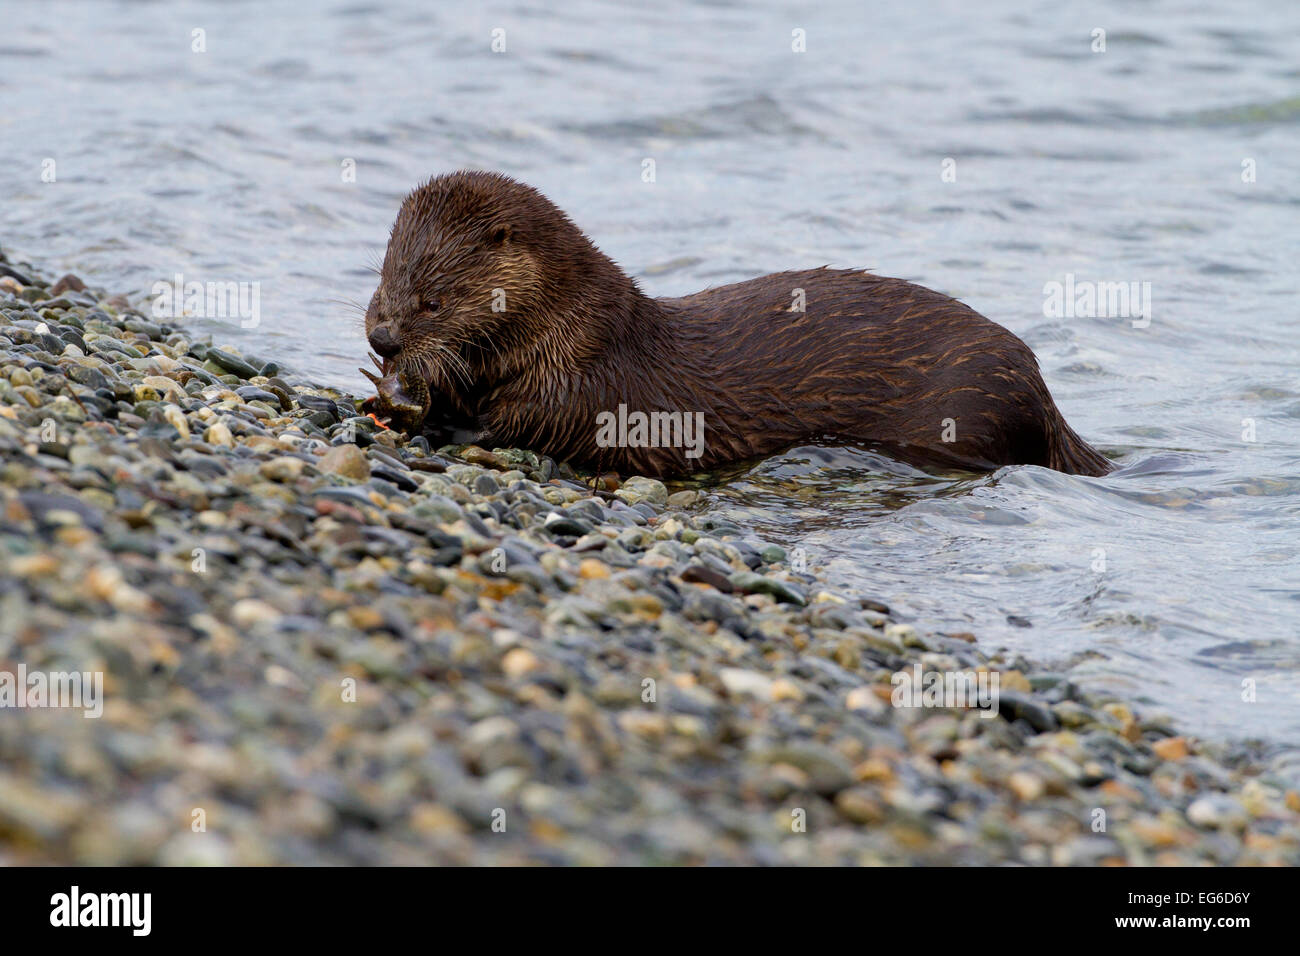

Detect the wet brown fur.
xmin=366 ymin=170 xmax=1111 ymax=478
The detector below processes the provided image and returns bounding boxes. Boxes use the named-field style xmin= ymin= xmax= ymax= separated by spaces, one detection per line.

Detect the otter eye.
xmin=425 ymin=299 xmax=440 ymax=313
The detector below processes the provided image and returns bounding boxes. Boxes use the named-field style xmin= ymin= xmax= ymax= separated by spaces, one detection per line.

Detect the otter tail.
xmin=1048 ymin=416 xmax=1111 ymax=476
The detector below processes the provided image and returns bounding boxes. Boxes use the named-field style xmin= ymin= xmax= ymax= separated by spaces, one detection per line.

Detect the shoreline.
xmin=1 ymin=248 xmax=1298 ymax=864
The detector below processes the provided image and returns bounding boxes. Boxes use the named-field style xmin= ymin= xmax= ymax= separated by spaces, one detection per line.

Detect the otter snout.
xmin=368 ymin=324 xmax=401 ymax=358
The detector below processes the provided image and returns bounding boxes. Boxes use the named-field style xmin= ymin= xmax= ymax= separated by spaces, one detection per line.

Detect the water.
xmin=2 ymin=1 xmax=1298 ymax=746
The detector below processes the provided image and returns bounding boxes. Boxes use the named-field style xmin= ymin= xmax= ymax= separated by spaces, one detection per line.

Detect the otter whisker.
xmin=435 ymin=343 xmax=473 ymax=388
xmin=463 ymin=331 xmax=514 ymax=381
xmin=409 ymin=341 xmax=472 ymax=391
xmin=438 ymin=333 xmax=487 ymax=385
xmin=329 ymin=296 xmax=369 ymax=314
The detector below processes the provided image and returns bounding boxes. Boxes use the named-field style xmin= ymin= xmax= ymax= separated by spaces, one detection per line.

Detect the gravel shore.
xmin=2 ymin=248 xmax=1298 ymax=865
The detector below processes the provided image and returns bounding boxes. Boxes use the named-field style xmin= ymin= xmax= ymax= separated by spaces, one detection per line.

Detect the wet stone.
xmin=205 ymin=347 xmax=261 ymax=379
xmin=729 ymin=570 xmax=807 ymax=606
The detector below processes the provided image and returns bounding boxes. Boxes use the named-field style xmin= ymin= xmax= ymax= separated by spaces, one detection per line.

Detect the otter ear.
xmin=489 ymin=225 xmax=510 ymax=246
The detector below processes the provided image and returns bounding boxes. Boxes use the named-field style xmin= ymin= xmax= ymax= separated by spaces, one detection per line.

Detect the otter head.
xmin=361 ymin=170 xmax=633 ymax=434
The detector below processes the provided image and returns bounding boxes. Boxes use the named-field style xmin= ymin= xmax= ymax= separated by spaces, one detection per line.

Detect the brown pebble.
xmin=1129 ymin=818 xmax=1187 ymax=848
xmin=460 ymin=445 xmax=508 ymax=469
xmin=852 ymin=757 xmax=895 ymax=783
xmin=410 ymin=803 xmax=467 ymax=835
xmin=835 ymin=787 xmax=886 ymax=824
xmin=319 ymin=443 xmax=370 ymax=480
xmin=10 ymin=553 xmax=60 ymax=577
xmin=50 ymin=273 xmax=87 ymax=296
xmin=833 ymin=640 xmax=861 ymax=671
xmin=1007 ymin=771 xmax=1045 ymax=801
xmin=1152 ymin=736 xmax=1190 ymax=761
xmin=577 ymin=559 xmax=610 ymax=580
xmin=502 ymin=647 xmax=541 ymax=678
xmin=770 ymin=678 xmax=804 ymax=702
xmin=1001 ymin=670 xmax=1032 ymax=693
xmin=346 ymin=606 xmax=385 ymax=630
xmin=680 ymin=564 xmax=734 ymax=593
xmin=407 ymin=458 xmax=446 ymax=473
xmin=1100 ymin=779 xmax=1143 ymax=802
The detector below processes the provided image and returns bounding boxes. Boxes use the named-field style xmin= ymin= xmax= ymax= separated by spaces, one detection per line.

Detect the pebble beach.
xmin=2 ymin=248 xmax=1298 ymax=866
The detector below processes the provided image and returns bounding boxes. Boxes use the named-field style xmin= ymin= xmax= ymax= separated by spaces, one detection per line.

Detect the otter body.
xmin=362 ymin=171 xmax=1110 ymax=478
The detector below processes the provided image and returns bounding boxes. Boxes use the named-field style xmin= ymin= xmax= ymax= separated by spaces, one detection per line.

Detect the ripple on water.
xmin=699 ymin=439 xmax=1300 ymax=748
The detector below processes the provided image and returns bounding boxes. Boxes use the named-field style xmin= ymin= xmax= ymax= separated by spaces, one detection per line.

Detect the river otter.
xmin=360 ymin=171 xmax=1111 ymax=478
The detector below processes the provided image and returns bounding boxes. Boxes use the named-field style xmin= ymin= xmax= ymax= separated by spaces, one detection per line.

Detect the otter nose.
xmin=368 ymin=324 xmax=401 ymax=358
